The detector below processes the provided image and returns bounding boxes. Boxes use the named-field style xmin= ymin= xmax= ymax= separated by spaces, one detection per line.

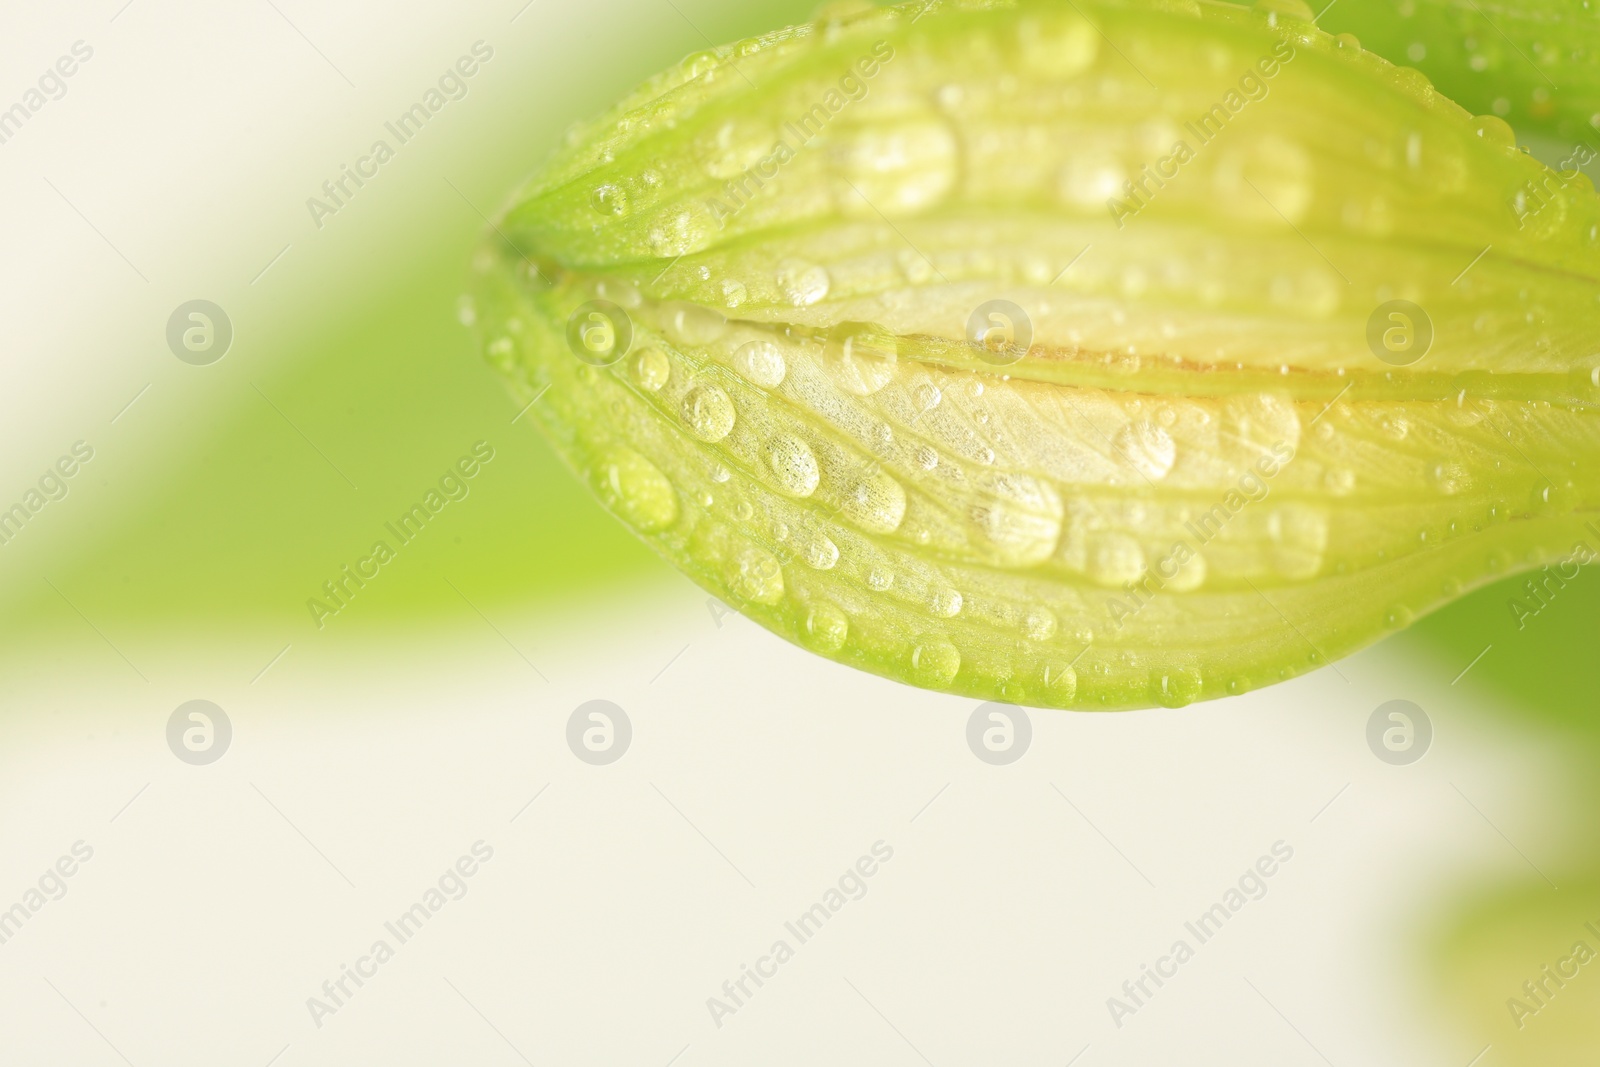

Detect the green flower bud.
xmin=470 ymin=0 xmax=1600 ymax=709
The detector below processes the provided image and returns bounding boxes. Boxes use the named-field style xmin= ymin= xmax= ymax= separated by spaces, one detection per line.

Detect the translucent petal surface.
xmin=471 ymin=0 xmax=1600 ymax=710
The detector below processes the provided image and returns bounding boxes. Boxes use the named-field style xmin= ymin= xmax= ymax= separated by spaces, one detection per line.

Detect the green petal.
xmin=470 ymin=0 xmax=1600 ymax=710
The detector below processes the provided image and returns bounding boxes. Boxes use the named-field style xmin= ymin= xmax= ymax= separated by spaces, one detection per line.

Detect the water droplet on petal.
xmin=824 ymin=322 xmax=898 ymax=395
xmin=591 ymin=183 xmax=629 ymax=216
xmin=765 ymin=435 xmax=820 ymax=497
xmin=632 ymin=347 xmax=670 ymax=391
xmin=1087 ymin=534 xmax=1146 ymax=586
xmin=1150 ymin=667 xmax=1203 ymax=708
xmin=842 ymin=469 xmax=907 ymax=533
xmin=1113 ymin=420 xmax=1177 ymax=480
xmin=665 ymin=302 xmax=727 ymax=345
xmin=803 ymin=535 xmax=839 ymax=570
xmin=728 ymin=544 xmax=784 ymax=604
xmin=594 ymin=447 xmax=678 ymax=531
xmin=804 ymin=602 xmax=849 ymax=652
xmin=910 ymin=639 xmax=961 ymax=686
xmin=775 ymin=259 xmax=831 ymax=306
xmin=1023 ymin=607 xmax=1058 ymax=641
xmin=929 ymin=587 xmax=963 ymax=618
xmin=734 ymin=339 xmax=788 ymax=387
xmin=681 ymin=383 xmax=736 ymax=441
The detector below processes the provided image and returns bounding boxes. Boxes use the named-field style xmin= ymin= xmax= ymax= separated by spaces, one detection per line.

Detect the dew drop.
xmin=734 ymin=339 xmax=788 ymax=387
xmin=765 ymin=435 xmax=821 ymax=497
xmin=967 ymin=474 xmax=1064 ymax=566
xmin=1041 ymin=661 xmax=1078 ymax=703
xmin=665 ymin=302 xmax=727 ymax=345
xmin=1428 ymin=462 xmax=1469 ymax=495
xmin=833 ymin=119 xmax=959 ymax=216
xmin=804 ymin=602 xmax=850 ymax=653
xmin=1022 ymin=607 xmax=1058 ymax=641
xmin=775 ymin=258 xmax=831 ymax=306
xmin=487 ymin=336 xmax=516 ymax=368
xmin=842 ymin=469 xmax=908 ymax=533
xmin=681 ymin=383 xmax=736 ymax=442
xmin=1471 ymin=114 xmax=1517 ymax=148
xmin=594 ymin=447 xmax=678 ymax=531
xmin=591 ymin=183 xmax=629 ymax=216
xmin=647 ymin=203 xmax=713 ymax=257
xmin=1150 ymin=668 xmax=1203 ymax=708
xmin=929 ymin=588 xmax=964 ymax=618
xmin=728 ymin=545 xmax=784 ymax=605
xmin=803 ymin=535 xmax=839 ymax=570
xmin=632 ymin=347 xmax=670 ymax=391
xmin=1113 ymin=420 xmax=1177 ymax=480
xmin=910 ymin=639 xmax=961 ymax=686
xmin=824 ymin=322 xmax=898 ymax=395
xmin=1087 ymin=533 xmax=1146 ymax=586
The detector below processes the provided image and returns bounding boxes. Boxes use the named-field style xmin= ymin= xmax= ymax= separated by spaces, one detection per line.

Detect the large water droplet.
xmin=734 ymin=338 xmax=787 ymax=387
xmin=804 ymin=602 xmax=849 ymax=652
xmin=1113 ymin=420 xmax=1177 ymax=481
xmin=594 ymin=447 xmax=678 ymax=531
xmin=824 ymin=322 xmax=898 ymax=395
xmin=765 ymin=435 xmax=820 ymax=497
xmin=591 ymin=183 xmax=629 ymax=216
xmin=1150 ymin=667 xmax=1203 ymax=708
xmin=775 ymin=259 xmax=831 ymax=306
xmin=910 ymin=639 xmax=961 ymax=686
xmin=665 ymin=302 xmax=727 ymax=345
xmin=841 ymin=469 xmax=907 ymax=533
xmin=1087 ymin=533 xmax=1146 ymax=586
xmin=967 ymin=473 xmax=1064 ymax=566
xmin=728 ymin=544 xmax=784 ymax=604
xmin=833 ymin=118 xmax=958 ymax=216
xmin=1267 ymin=505 xmax=1328 ymax=579
xmin=1022 ymin=607 xmax=1058 ymax=641
xmin=1471 ymin=114 xmax=1517 ymax=148
xmin=803 ymin=534 xmax=839 ymax=570
xmin=647 ymin=203 xmax=714 ymax=256
xmin=632 ymin=347 xmax=670 ymax=391
xmin=681 ymin=383 xmax=736 ymax=442
xmin=1041 ymin=662 xmax=1078 ymax=704
xmin=1428 ymin=461 xmax=1469 ymax=495
xmin=929 ymin=587 xmax=963 ymax=618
